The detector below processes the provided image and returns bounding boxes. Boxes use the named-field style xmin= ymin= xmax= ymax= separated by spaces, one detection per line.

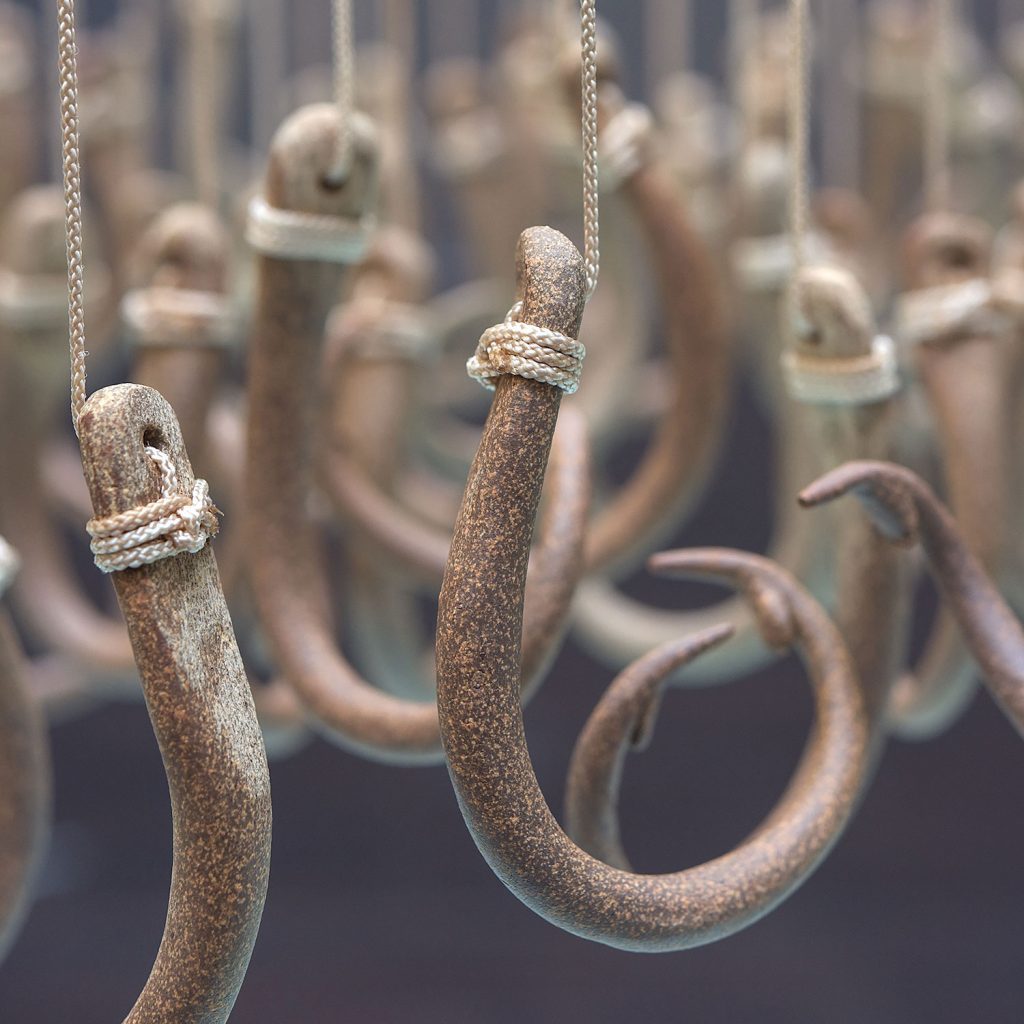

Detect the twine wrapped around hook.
xmin=86 ymin=446 xmax=219 ymax=573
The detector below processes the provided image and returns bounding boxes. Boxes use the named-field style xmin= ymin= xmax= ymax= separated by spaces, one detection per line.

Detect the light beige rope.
xmin=56 ymin=0 xmax=88 ymax=435
xmin=924 ymin=0 xmax=953 ymax=211
xmin=87 ymin=447 xmax=219 ymax=573
xmin=245 ymin=194 xmax=376 ymax=262
xmin=787 ymin=0 xmax=810 ymax=277
xmin=121 ymin=287 xmax=237 ymax=349
xmin=183 ymin=0 xmax=222 ymax=209
xmin=327 ymin=0 xmax=355 ymax=183
xmin=0 ymin=536 xmax=19 ymax=598
xmin=896 ymin=278 xmax=1014 ymax=347
xmin=599 ymin=103 xmax=654 ymax=192
xmin=581 ymin=0 xmax=600 ymax=298
xmin=783 ymin=336 xmax=901 ymax=406
xmin=467 ymin=302 xmax=586 ymax=394
xmin=730 ymin=0 xmax=758 ymax=189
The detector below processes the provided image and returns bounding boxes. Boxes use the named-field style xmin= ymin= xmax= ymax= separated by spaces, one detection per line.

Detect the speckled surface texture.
xmin=78 ymin=384 xmax=271 ymax=1023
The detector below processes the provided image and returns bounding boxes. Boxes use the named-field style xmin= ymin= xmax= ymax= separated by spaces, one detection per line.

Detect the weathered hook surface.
xmin=801 ymin=460 xmax=1024 ymax=737
xmin=79 ymin=384 xmax=271 ymax=1022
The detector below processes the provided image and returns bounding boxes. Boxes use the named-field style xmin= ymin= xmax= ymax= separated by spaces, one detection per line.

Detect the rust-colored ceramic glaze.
xmin=78 ymin=384 xmax=271 ymax=1023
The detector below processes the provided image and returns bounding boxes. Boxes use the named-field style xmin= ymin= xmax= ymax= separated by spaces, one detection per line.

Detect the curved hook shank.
xmin=0 ymin=608 xmax=50 ymax=962
xmin=802 ymin=461 xmax=1024 ymax=736
xmin=79 ymin=384 xmax=271 ymax=1023
xmin=441 ymin=521 xmax=869 ymax=949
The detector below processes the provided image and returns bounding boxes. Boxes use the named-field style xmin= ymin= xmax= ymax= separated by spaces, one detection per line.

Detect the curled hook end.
xmin=625 ymin=623 xmax=735 ymax=751
xmin=799 ymin=460 xmax=921 ymax=546
xmin=648 ymin=549 xmax=802 ymax=652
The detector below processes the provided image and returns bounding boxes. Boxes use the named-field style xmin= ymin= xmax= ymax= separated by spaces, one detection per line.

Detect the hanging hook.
xmin=77 ymin=383 xmax=271 ymax=1021
xmin=801 ymin=460 xmax=1024 ymax=737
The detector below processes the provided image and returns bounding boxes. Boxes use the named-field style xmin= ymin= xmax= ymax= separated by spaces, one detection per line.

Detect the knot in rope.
xmin=0 ymin=536 xmax=19 ymax=597
xmin=782 ymin=335 xmax=902 ymax=406
xmin=600 ymin=103 xmax=655 ymax=192
xmin=328 ymin=302 xmax=436 ymax=363
xmin=895 ymin=278 xmax=1015 ymax=349
xmin=467 ymin=302 xmax=585 ymax=395
xmin=246 ymin=195 xmax=375 ymax=263
xmin=0 ymin=270 xmax=71 ymax=329
xmin=121 ymin=286 xmax=237 ymax=349
xmin=87 ymin=446 xmax=219 ymax=574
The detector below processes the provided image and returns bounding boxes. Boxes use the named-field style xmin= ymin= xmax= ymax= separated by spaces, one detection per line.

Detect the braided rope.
xmin=121 ymin=287 xmax=237 ymax=349
xmin=328 ymin=303 xmax=436 ymax=363
xmin=782 ymin=335 xmax=902 ymax=406
xmin=896 ymin=278 xmax=1015 ymax=348
xmin=56 ymin=0 xmax=88 ymax=435
xmin=0 ymin=536 xmax=19 ymax=598
xmin=327 ymin=0 xmax=355 ymax=182
xmin=732 ymin=232 xmax=831 ymax=292
xmin=599 ymin=103 xmax=655 ymax=192
xmin=581 ymin=0 xmax=600 ymax=298
xmin=87 ymin=447 xmax=219 ymax=574
xmin=246 ymin=195 xmax=375 ymax=263
xmin=467 ymin=302 xmax=585 ymax=394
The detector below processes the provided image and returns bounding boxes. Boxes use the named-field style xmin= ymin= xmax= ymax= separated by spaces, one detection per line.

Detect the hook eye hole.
xmin=319 ymin=172 xmax=347 ymax=193
xmin=142 ymin=426 xmax=166 ymax=451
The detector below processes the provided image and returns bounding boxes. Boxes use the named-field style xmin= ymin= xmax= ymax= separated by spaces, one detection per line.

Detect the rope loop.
xmin=246 ymin=195 xmax=375 ymax=263
xmin=87 ymin=447 xmax=219 ymax=574
xmin=783 ymin=335 xmax=902 ymax=406
xmin=600 ymin=103 xmax=655 ymax=192
xmin=467 ymin=302 xmax=586 ymax=394
xmin=121 ymin=287 xmax=237 ymax=349
xmin=0 ymin=536 xmax=19 ymax=597
xmin=895 ymin=279 xmax=1015 ymax=349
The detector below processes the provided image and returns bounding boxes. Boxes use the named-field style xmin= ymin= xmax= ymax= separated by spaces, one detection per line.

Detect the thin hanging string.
xmin=186 ymin=0 xmax=220 ymax=209
xmin=580 ymin=0 xmax=600 ymax=299
xmin=924 ymin=0 xmax=952 ymax=212
xmin=819 ymin=0 xmax=860 ymax=190
xmin=645 ymin=0 xmax=690 ymax=99
xmin=729 ymin=0 xmax=758 ymax=191
xmin=327 ymin=0 xmax=355 ymax=183
xmin=248 ymin=0 xmax=286 ymax=154
xmin=787 ymin=0 xmax=811 ymax=278
xmin=56 ymin=0 xmax=88 ymax=435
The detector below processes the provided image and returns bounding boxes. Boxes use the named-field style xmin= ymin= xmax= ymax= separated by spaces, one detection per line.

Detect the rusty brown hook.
xmin=0 ymin=185 xmax=134 ymax=678
xmin=245 ymin=108 xmax=586 ymax=762
xmin=435 ymin=226 xmax=869 ymax=951
xmin=79 ymin=383 xmax=271 ymax=1022
xmin=886 ymin=212 xmax=1017 ymax=736
xmin=800 ymin=460 xmax=1024 ymax=737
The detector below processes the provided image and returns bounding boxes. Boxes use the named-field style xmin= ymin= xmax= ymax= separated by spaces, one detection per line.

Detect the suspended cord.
xmin=327 ymin=0 xmax=355 ymax=183
xmin=924 ymin=0 xmax=952 ymax=212
xmin=56 ymin=0 xmax=88 ymax=435
xmin=787 ymin=0 xmax=811 ymax=278
xmin=729 ymin=0 xmax=758 ymax=190
xmin=581 ymin=0 xmax=600 ymax=299
xmin=186 ymin=0 xmax=220 ymax=209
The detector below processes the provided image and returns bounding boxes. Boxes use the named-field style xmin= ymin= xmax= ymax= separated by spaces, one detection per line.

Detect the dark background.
xmin=3 ymin=2 xmax=1024 ymax=1022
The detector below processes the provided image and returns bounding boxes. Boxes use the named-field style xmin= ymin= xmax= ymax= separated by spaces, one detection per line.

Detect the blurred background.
xmin=2 ymin=1 xmax=1024 ymax=1021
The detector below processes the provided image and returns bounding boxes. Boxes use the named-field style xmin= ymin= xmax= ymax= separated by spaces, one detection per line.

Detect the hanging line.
xmin=729 ymin=0 xmax=758 ymax=191
xmin=580 ymin=0 xmax=600 ymax=299
xmin=787 ymin=0 xmax=811 ymax=278
xmin=326 ymin=0 xmax=356 ymax=183
xmin=184 ymin=0 xmax=221 ymax=209
xmin=56 ymin=0 xmax=88 ymax=435
xmin=645 ymin=0 xmax=690 ymax=100
xmin=819 ymin=0 xmax=861 ymax=191
xmin=924 ymin=0 xmax=953 ymax=212
xmin=248 ymin=0 xmax=287 ymax=155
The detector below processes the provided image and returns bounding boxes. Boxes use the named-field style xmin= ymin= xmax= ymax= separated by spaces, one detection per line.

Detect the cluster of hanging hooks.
xmin=1 ymin=0 xmax=1024 ymax=1017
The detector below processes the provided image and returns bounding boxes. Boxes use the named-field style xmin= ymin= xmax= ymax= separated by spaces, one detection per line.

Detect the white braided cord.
xmin=0 ymin=536 xmax=20 ymax=597
xmin=121 ymin=287 xmax=237 ymax=348
xmin=896 ymin=279 xmax=1015 ymax=348
xmin=581 ymin=0 xmax=600 ymax=298
xmin=599 ymin=103 xmax=654 ymax=192
xmin=56 ymin=0 xmax=88 ymax=434
xmin=783 ymin=335 xmax=902 ymax=406
xmin=246 ymin=195 xmax=375 ymax=263
xmin=467 ymin=302 xmax=585 ymax=394
xmin=87 ymin=447 xmax=219 ymax=573
xmin=327 ymin=0 xmax=355 ymax=183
